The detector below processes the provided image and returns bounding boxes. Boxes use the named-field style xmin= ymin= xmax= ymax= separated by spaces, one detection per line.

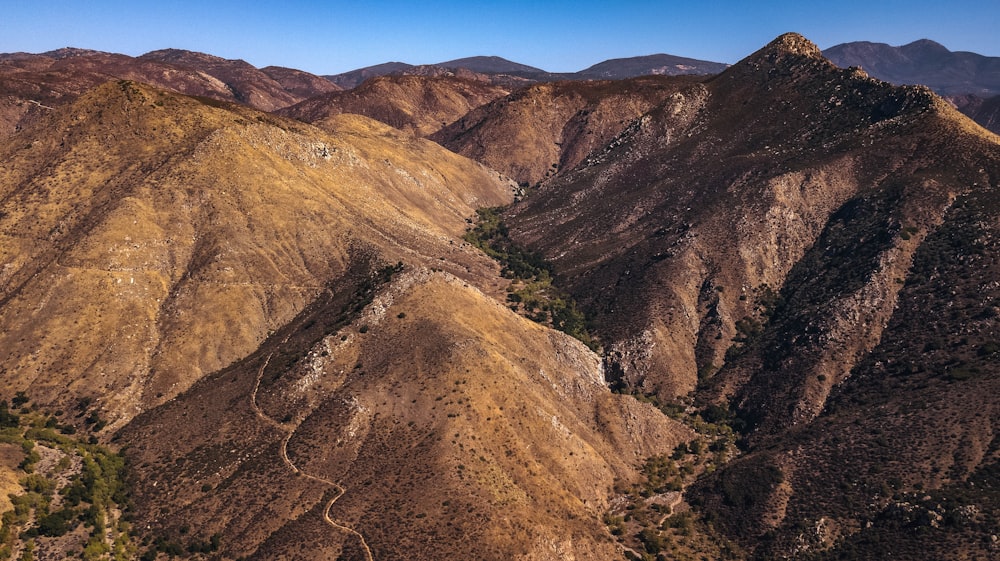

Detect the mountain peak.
xmin=139 ymin=48 xmax=232 ymax=66
xmin=41 ymin=47 xmax=109 ymax=59
xmin=719 ymin=32 xmax=827 ymax=82
xmin=767 ymin=32 xmax=824 ymax=58
xmin=902 ymin=38 xmax=949 ymax=51
xmin=434 ymin=55 xmax=545 ymax=75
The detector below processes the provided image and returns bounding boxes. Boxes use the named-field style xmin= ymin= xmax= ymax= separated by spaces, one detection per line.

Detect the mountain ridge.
xmin=324 ymin=52 xmax=728 ymax=89
xmin=0 ymin=31 xmax=997 ymax=561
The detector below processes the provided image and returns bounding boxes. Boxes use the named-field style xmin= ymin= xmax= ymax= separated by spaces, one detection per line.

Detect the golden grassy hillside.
xmin=0 ymin=80 xmax=513 ymax=429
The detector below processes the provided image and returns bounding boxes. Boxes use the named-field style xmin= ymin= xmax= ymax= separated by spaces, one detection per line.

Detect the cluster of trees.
xmin=0 ymin=401 xmax=135 ymax=561
xmin=464 ymin=207 xmax=598 ymax=350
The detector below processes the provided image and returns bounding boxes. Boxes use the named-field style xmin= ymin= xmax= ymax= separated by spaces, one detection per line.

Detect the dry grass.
xmin=0 ymin=80 xmax=513 ymax=429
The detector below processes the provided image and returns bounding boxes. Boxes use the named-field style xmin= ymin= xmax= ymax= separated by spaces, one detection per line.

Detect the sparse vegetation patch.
xmin=464 ymin=207 xmax=598 ymax=350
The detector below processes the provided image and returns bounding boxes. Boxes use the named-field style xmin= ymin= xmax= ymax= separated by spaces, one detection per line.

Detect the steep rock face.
xmin=504 ymin=33 xmax=998 ymax=410
xmin=432 ymin=75 xmax=699 ymax=186
xmin=120 ymin=271 xmax=692 ymax=561
xmin=278 ymin=74 xmax=509 ymax=137
xmin=0 ymin=81 xmax=513 ymax=427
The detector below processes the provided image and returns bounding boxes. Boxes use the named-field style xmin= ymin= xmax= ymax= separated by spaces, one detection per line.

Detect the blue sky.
xmin=2 ymin=0 xmax=997 ymax=74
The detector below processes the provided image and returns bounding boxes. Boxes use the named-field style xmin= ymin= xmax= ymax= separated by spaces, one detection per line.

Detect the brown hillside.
xmin=278 ymin=74 xmax=509 ymax=137
xmin=500 ymin=32 xmax=1000 ymax=560
xmin=261 ymin=65 xmax=342 ymax=98
xmin=505 ymin=33 xmax=999 ymax=403
xmin=0 ymin=49 xmax=338 ymax=138
xmin=0 ymin=80 xmax=513 ymax=429
xmin=432 ymin=75 xmax=699 ymax=186
xmin=119 ymin=270 xmax=692 ymax=560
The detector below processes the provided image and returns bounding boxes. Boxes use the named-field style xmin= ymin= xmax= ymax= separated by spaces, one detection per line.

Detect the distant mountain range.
xmin=823 ymin=39 xmax=1000 ymax=96
xmin=324 ymin=53 xmax=729 ymax=89
xmin=824 ymin=39 xmax=1000 ymax=134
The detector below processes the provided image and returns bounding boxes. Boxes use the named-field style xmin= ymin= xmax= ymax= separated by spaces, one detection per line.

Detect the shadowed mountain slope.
xmin=500 ymin=32 xmax=999 ymax=560
xmin=505 ymin=32 xmax=998 ymax=405
xmin=277 ymin=74 xmax=509 ymax=137
xmin=432 ymin=75 xmax=702 ymax=186
xmin=0 ymin=80 xmax=513 ymax=429
xmin=690 ymin=171 xmax=1000 ymax=559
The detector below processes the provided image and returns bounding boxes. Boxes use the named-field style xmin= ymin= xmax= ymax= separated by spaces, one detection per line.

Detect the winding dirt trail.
xmin=250 ymin=342 xmax=374 ymax=561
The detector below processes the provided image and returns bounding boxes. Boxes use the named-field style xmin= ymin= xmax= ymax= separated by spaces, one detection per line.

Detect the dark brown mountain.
xmin=432 ymin=75 xmax=703 ymax=186
xmin=575 ymin=53 xmax=729 ymax=79
xmin=0 ymin=48 xmax=338 ymax=138
xmin=435 ymin=55 xmax=545 ymax=75
xmin=499 ymin=32 xmax=998 ymax=559
xmin=277 ymin=74 xmax=509 ymax=137
xmin=324 ymin=57 xmax=543 ymax=90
